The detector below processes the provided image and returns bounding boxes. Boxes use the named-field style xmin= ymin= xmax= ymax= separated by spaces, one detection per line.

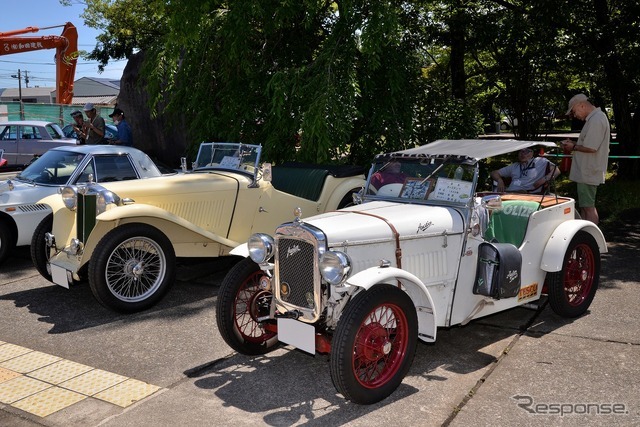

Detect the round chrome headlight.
xmin=248 ymin=233 xmax=275 ymax=263
xmin=96 ymin=190 xmax=121 ymax=215
xmin=320 ymin=250 xmax=351 ymax=285
xmin=61 ymin=186 xmax=78 ymax=211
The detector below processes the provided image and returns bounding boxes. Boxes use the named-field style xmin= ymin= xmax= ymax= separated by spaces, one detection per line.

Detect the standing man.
xmin=70 ymin=110 xmax=86 ymax=144
xmin=82 ymin=103 xmax=106 ymax=145
xmin=561 ymin=93 xmax=610 ymax=224
xmin=108 ymin=108 xmax=133 ymax=146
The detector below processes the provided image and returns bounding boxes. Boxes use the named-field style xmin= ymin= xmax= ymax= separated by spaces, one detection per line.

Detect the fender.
xmin=230 ymin=242 xmax=249 ymax=257
xmin=324 ymin=176 xmax=365 ymax=209
xmin=96 ymin=203 xmax=240 ymax=249
xmin=346 ymin=266 xmax=437 ymax=343
xmin=540 ymin=220 xmax=607 ymax=272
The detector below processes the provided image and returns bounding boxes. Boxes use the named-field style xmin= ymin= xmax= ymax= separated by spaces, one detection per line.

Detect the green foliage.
xmin=67 ymin=0 xmax=168 ymax=70
xmin=67 ymin=0 xmax=640 ymax=175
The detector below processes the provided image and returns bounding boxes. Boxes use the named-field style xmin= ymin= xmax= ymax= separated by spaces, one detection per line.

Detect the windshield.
xmin=15 ymin=150 xmax=86 ymax=185
xmin=365 ymin=156 xmax=477 ymax=205
xmin=46 ymin=124 xmax=66 ymax=140
xmin=194 ymin=142 xmax=261 ymax=175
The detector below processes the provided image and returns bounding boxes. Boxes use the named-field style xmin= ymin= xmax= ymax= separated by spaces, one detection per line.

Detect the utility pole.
xmin=10 ymin=69 xmax=25 ymax=120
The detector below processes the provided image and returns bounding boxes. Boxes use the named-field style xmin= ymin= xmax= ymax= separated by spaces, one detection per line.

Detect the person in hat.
xmin=82 ymin=102 xmax=107 ymax=145
xmin=108 ymin=108 xmax=133 ymax=146
xmin=70 ymin=110 xmax=86 ymax=144
xmin=490 ymin=147 xmax=560 ymax=194
xmin=560 ymin=94 xmax=610 ymax=224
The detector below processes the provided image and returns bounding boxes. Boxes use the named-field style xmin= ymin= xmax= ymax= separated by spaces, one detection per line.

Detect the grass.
xmin=552 ymin=172 xmax=640 ymax=226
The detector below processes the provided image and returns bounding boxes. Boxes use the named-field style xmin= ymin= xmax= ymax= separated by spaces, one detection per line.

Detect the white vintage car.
xmin=36 ymin=142 xmax=365 ymax=313
xmin=0 ymin=145 xmax=162 ymax=265
xmin=216 ymin=139 xmax=607 ymax=405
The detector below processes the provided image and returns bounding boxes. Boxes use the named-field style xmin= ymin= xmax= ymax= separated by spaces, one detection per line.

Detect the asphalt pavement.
xmin=0 ymin=217 xmax=638 ymax=427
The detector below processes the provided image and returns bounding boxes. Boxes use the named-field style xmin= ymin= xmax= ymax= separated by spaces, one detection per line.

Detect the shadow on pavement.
xmin=0 ymin=257 xmax=240 ymax=334
xmin=188 ymin=307 xmax=545 ymax=424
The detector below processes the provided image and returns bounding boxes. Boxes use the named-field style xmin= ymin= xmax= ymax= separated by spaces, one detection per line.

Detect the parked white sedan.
xmin=0 ymin=145 xmax=162 ymax=264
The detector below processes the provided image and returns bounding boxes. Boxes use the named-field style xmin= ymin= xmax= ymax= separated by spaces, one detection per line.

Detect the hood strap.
xmin=348 ymin=211 xmax=402 ymax=269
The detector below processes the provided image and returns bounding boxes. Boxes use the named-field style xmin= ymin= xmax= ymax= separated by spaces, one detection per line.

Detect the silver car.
xmin=0 ymin=145 xmax=163 ymax=265
xmin=0 ymin=120 xmax=78 ymax=167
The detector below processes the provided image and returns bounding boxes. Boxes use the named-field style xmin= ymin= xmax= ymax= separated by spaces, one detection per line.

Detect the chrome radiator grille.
xmin=276 ymin=238 xmax=315 ymax=308
xmin=274 ymin=223 xmax=326 ymax=321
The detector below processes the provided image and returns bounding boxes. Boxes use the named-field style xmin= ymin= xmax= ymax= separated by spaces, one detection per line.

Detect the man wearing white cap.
xmin=561 ymin=94 xmax=610 ymax=224
xmin=82 ymin=102 xmax=106 ymax=145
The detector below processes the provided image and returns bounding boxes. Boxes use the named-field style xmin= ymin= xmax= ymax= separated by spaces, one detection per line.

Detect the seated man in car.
xmin=490 ymin=147 xmax=560 ymax=194
xmin=369 ymin=160 xmax=408 ymax=194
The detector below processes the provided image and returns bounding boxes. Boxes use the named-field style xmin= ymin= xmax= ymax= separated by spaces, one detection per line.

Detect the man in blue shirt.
xmin=108 ymin=108 xmax=133 ymax=147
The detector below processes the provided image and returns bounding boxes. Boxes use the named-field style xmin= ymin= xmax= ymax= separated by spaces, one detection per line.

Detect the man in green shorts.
xmin=561 ymin=94 xmax=610 ymax=225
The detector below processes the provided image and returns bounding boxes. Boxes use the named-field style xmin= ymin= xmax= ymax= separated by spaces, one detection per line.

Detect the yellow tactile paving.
xmin=28 ymin=359 xmax=93 ymax=385
xmin=0 ymin=351 xmax=61 ymax=374
xmin=12 ymin=387 xmax=87 ymax=418
xmin=0 ymin=342 xmax=163 ymax=418
xmin=60 ymin=368 xmax=128 ymax=396
xmin=0 ymin=376 xmax=51 ymax=404
xmin=94 ymin=378 xmax=161 ymax=407
xmin=0 ymin=366 xmax=21 ymax=384
xmin=0 ymin=343 xmax=32 ymax=362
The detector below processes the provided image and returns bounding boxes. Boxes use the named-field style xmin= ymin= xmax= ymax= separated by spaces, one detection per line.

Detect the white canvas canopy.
xmin=395 ymin=139 xmax=558 ymax=160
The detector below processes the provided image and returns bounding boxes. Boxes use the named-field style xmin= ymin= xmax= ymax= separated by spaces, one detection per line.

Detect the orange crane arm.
xmin=0 ymin=22 xmax=79 ymax=104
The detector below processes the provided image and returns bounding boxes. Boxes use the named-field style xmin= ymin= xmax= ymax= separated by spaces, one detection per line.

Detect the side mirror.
xmin=262 ymin=163 xmax=272 ymax=182
xmin=353 ymin=187 xmax=364 ymax=205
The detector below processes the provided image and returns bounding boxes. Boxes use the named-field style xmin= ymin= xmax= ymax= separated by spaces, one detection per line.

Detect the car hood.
xmin=0 ymin=179 xmax=59 ymax=205
xmin=301 ymin=201 xmax=465 ymax=245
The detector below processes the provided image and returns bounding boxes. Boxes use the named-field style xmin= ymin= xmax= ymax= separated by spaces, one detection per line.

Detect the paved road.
xmin=0 ymin=219 xmax=639 ymax=426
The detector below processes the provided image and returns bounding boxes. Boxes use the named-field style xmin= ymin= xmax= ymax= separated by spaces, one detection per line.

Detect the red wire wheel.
xmin=331 ymin=284 xmax=418 ymax=404
xmin=548 ymin=231 xmax=600 ymax=318
xmin=216 ymin=258 xmax=279 ymax=355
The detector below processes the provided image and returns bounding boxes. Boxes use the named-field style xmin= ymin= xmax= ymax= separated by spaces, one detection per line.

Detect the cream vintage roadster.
xmin=34 ymin=142 xmax=365 ymax=312
xmin=216 ymin=139 xmax=607 ymax=404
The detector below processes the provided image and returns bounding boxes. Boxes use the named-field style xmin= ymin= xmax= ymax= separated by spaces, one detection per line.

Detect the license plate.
xmin=277 ymin=318 xmax=315 ymax=354
xmin=50 ymin=264 xmax=70 ymax=289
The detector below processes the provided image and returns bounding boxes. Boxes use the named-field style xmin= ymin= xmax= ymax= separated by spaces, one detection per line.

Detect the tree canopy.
xmin=69 ymin=0 xmax=640 ymax=173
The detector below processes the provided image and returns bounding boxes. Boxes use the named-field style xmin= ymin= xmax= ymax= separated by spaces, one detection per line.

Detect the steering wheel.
xmin=40 ymin=169 xmax=55 ymax=182
xmin=376 ymin=183 xmax=403 ymax=197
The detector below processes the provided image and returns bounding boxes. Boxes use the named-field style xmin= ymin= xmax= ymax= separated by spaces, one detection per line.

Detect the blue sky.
xmin=0 ymin=0 xmax=127 ymax=89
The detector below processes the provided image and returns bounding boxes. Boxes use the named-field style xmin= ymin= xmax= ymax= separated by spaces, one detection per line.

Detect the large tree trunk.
xmin=449 ymin=4 xmax=466 ymax=100
xmin=117 ymin=51 xmax=188 ymax=168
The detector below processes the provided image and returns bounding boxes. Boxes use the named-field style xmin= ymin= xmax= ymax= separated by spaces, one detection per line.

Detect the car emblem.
xmin=287 ymin=244 xmax=301 ymax=258
xmin=280 ymin=282 xmax=290 ymax=300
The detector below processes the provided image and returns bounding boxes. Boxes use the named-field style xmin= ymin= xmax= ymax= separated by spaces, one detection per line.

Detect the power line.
xmin=0 ymin=58 xmax=128 ymax=66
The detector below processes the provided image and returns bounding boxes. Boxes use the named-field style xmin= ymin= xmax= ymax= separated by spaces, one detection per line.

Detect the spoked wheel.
xmin=216 ymin=258 xmax=279 ymax=355
xmin=548 ymin=231 xmax=600 ymax=318
xmin=330 ymin=284 xmax=417 ymax=404
xmin=89 ymin=223 xmax=175 ymax=313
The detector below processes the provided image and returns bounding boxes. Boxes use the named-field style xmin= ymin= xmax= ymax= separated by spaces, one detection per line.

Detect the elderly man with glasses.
xmin=490 ymin=147 xmax=560 ymax=194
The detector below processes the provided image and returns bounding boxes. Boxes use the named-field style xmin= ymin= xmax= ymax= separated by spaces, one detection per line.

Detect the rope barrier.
xmin=543 ymin=154 xmax=640 ymax=159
